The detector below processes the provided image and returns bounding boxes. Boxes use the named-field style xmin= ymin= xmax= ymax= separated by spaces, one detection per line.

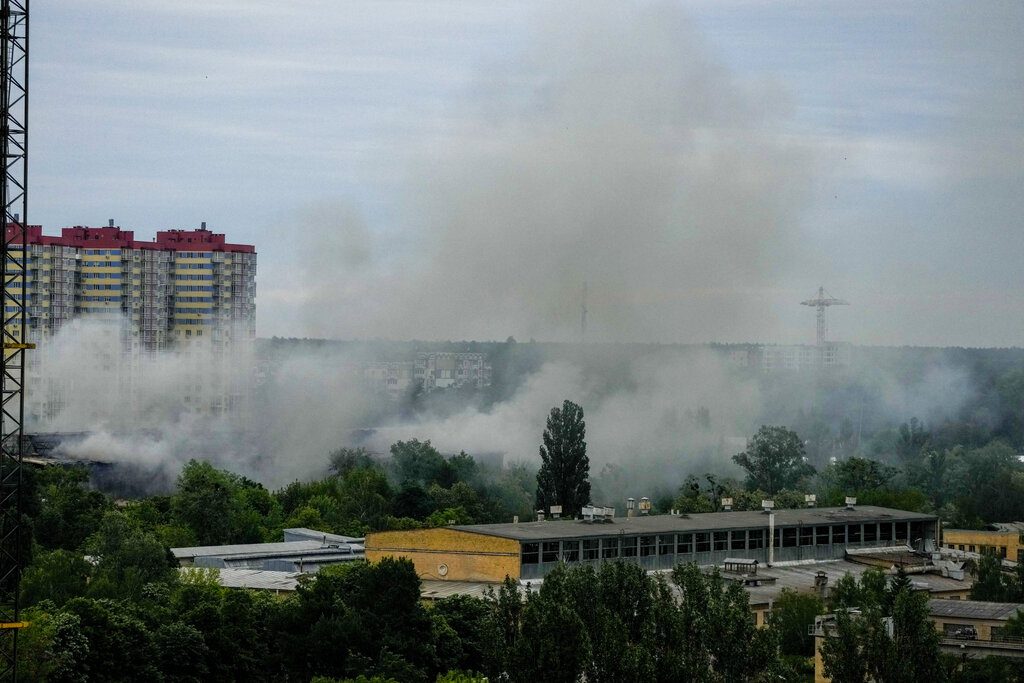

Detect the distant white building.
xmin=360 ymin=352 xmax=492 ymax=397
xmin=415 ymin=352 xmax=491 ymax=390
xmin=761 ymin=342 xmax=851 ymax=372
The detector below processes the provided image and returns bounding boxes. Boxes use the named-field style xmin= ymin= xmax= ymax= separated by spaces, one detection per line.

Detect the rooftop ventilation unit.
xmin=762 ymin=499 xmax=775 ymax=513
xmin=537 ymin=509 xmax=545 ymax=521
xmin=549 ymin=504 xmax=562 ymax=520
xmin=845 ymin=496 xmax=857 ymax=510
xmin=626 ymin=497 xmax=636 ymax=518
xmin=582 ymin=505 xmax=596 ymax=522
xmin=602 ymin=506 xmax=615 ymax=522
xmin=638 ymin=497 xmax=652 ymax=516
xmin=805 ymin=494 xmax=817 ymax=508
xmin=722 ymin=497 xmax=734 ymax=512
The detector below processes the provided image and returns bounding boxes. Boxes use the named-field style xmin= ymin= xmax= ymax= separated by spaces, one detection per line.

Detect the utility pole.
xmin=0 ymin=1 xmax=31 ymax=678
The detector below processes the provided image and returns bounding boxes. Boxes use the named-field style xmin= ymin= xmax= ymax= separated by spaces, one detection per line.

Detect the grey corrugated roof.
xmin=202 ymin=568 xmax=301 ymax=592
xmin=450 ymin=506 xmax=936 ymax=542
xmin=171 ymin=540 xmax=363 ymax=561
xmin=420 ymin=580 xmax=501 ymax=600
xmin=283 ymin=528 xmax=364 ymax=544
xmin=928 ymin=599 xmax=1024 ymax=622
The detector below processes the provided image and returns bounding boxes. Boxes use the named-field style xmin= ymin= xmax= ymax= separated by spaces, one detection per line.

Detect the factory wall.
xmin=365 ymin=527 xmax=520 ymax=582
xmin=942 ymin=528 xmax=1023 ymax=562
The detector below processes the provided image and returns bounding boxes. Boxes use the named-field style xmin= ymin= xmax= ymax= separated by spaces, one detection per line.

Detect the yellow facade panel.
xmin=365 ymin=528 xmax=520 ymax=583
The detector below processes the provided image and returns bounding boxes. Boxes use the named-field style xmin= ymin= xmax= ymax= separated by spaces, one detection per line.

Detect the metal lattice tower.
xmin=800 ymin=286 xmax=848 ymax=346
xmin=0 ymin=0 xmax=29 ymax=677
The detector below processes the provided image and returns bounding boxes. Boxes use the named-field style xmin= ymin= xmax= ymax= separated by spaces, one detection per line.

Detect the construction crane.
xmin=0 ymin=0 xmax=31 ymax=678
xmin=800 ymin=286 xmax=848 ymax=346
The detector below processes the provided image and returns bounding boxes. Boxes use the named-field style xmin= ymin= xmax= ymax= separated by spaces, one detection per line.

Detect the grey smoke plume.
xmin=296 ymin=1 xmax=815 ymax=343
xmin=33 ymin=3 xmax=997 ymax=495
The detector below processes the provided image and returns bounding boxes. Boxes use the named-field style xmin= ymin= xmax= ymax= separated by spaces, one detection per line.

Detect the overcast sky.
xmin=31 ymin=1 xmax=1023 ymax=346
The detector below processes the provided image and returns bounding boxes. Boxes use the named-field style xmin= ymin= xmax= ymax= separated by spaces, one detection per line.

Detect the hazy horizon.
xmin=32 ymin=1 xmax=1024 ymax=347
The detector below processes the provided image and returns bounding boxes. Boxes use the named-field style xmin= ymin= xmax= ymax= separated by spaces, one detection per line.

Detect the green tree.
xmin=769 ymin=588 xmax=823 ymax=657
xmin=21 ymin=549 xmax=92 ymax=608
xmin=830 ymin=457 xmax=898 ymax=494
xmin=821 ymin=569 xmax=945 ymax=683
xmin=535 ymin=400 xmax=590 ymax=518
xmin=732 ymin=426 xmax=814 ymax=495
xmin=64 ymin=597 xmax=162 ymax=682
xmin=896 ymin=417 xmax=929 ymax=461
xmin=970 ymin=551 xmax=1010 ymax=601
xmin=172 ymin=460 xmax=240 ymax=545
xmin=84 ymin=512 xmax=175 ymax=600
xmin=431 ymin=595 xmax=491 ymax=674
xmin=33 ymin=466 xmax=111 ymax=551
xmin=15 ymin=605 xmax=89 ymax=683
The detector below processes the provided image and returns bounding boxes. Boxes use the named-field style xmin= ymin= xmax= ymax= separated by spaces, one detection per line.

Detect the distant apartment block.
xmin=361 ymin=352 xmax=492 ymax=398
xmin=4 ymin=221 xmax=256 ymax=420
xmin=760 ymin=342 xmax=852 ymax=372
xmin=362 ymin=361 xmax=416 ymax=398
xmin=415 ymin=352 xmax=491 ymax=389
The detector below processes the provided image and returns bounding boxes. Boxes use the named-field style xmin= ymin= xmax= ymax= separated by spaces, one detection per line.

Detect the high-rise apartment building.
xmin=4 ymin=221 xmax=256 ymax=421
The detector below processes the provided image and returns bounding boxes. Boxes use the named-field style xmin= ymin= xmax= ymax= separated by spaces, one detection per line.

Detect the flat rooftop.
xmin=450 ymin=506 xmax=936 ymax=542
xmin=929 ymin=599 xmax=1024 ymax=622
xmin=172 ymin=539 xmax=364 ymax=561
xmin=742 ymin=557 xmax=968 ymax=606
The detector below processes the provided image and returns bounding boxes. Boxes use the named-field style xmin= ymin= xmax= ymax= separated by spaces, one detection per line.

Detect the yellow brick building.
xmin=366 ymin=527 xmax=520 ymax=582
xmin=942 ymin=523 xmax=1024 ymax=561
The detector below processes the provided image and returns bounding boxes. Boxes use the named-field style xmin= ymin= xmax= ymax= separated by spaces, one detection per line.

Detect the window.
xmin=602 ymin=538 xmax=620 ymax=559
xmin=800 ymin=527 xmax=814 ymax=546
xmin=969 ymin=545 xmax=976 ymax=552
xmin=659 ymin=534 xmax=675 ymax=556
xmin=816 ymin=526 xmax=830 ymax=545
xmin=677 ymin=533 xmax=692 ymax=554
xmin=640 ymin=536 xmax=657 ymax=557
xmin=731 ymin=530 xmax=746 ymax=551
xmin=864 ymin=524 xmax=877 ymax=543
xmin=783 ymin=528 xmax=797 ymax=548
xmin=695 ymin=532 xmax=711 ymax=553
xmin=622 ymin=537 xmax=638 ymax=557
xmin=560 ymin=541 xmax=580 ymax=562
xmin=522 ymin=543 xmax=539 ymax=564
xmin=582 ymin=540 xmax=599 ymax=561
xmin=895 ymin=523 xmax=908 ymax=542
xmin=748 ymin=529 xmax=764 ymax=550
xmin=542 ymin=542 xmax=559 ymax=563
xmin=880 ymin=523 xmax=892 ymax=542
xmin=849 ymin=525 xmax=861 ymax=543
xmin=713 ymin=531 xmax=729 ymax=552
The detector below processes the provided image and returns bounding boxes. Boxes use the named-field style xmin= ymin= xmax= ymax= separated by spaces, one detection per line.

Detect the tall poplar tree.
xmin=535 ymin=400 xmax=590 ymax=518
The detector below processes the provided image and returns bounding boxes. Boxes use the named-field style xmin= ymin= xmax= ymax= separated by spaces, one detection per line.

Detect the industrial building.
xmin=172 ymin=528 xmax=363 ymax=573
xmin=812 ymin=600 xmax=1024 ymax=682
xmin=4 ymin=221 xmax=256 ymax=419
xmin=942 ymin=522 xmax=1024 ymax=562
xmin=365 ymin=505 xmax=940 ymax=583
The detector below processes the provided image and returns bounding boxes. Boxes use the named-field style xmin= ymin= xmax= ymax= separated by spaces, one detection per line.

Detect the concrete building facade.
xmin=5 ymin=222 xmax=256 ymax=420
